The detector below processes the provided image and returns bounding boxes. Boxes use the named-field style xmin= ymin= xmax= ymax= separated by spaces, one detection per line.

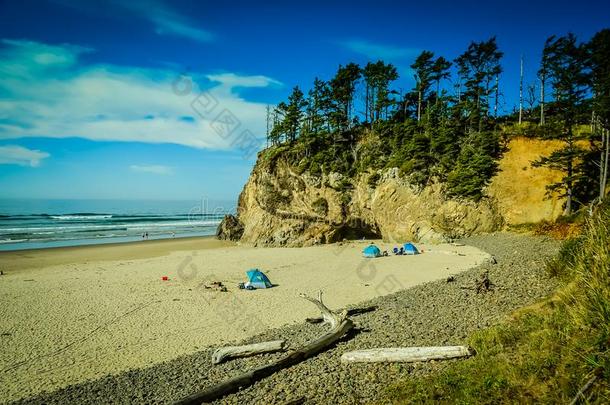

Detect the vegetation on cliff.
xmin=263 ymin=29 xmax=610 ymax=209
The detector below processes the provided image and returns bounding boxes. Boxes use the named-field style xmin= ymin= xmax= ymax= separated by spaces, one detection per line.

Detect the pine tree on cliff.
xmin=329 ymin=63 xmax=361 ymax=131
xmin=431 ymin=56 xmax=452 ymax=103
xmin=533 ymin=34 xmax=589 ymax=215
xmin=588 ymin=29 xmax=610 ymax=200
xmin=269 ymin=101 xmax=288 ymax=145
xmin=411 ymin=51 xmax=435 ymax=122
xmin=362 ymin=61 xmax=399 ymax=122
xmin=446 ymin=131 xmax=500 ymax=200
xmin=305 ymin=78 xmax=331 ymax=136
xmin=284 ymin=86 xmax=307 ymax=142
xmin=454 ymin=37 xmax=503 ymax=132
xmin=538 ymin=36 xmax=552 ymax=126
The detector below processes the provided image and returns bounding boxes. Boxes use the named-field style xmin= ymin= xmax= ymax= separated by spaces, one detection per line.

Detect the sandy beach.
xmin=0 ymin=237 xmax=489 ymax=402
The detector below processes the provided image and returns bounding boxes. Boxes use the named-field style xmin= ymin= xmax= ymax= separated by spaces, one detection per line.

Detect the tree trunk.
xmin=365 ymin=84 xmax=369 ymax=123
xmin=211 ymin=340 xmax=286 ymax=365
xmin=602 ymin=129 xmax=610 ymax=198
xmin=599 ymin=118 xmax=605 ymax=201
xmin=341 ymin=346 xmax=474 ymax=363
xmin=540 ymin=75 xmax=545 ymax=125
xmin=494 ymin=75 xmax=499 ymax=118
xmin=417 ymin=89 xmax=422 ymax=122
xmin=519 ymin=55 xmax=523 ymax=125
xmin=566 ymin=141 xmax=573 ymax=215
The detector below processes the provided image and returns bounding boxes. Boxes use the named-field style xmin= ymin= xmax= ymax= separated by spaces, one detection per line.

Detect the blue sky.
xmin=0 ymin=0 xmax=609 ymax=201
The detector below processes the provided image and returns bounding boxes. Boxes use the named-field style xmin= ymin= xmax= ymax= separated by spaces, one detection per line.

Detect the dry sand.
xmin=0 ymin=237 xmax=489 ymax=402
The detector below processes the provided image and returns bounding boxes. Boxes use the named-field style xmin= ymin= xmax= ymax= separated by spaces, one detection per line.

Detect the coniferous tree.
xmin=330 ymin=63 xmax=361 ymax=130
xmin=588 ymin=29 xmax=610 ymax=200
xmin=431 ymin=56 xmax=452 ymax=102
xmin=533 ymin=34 xmax=590 ymax=214
xmin=306 ymin=78 xmax=331 ymax=136
xmin=411 ymin=51 xmax=435 ymax=122
xmin=455 ymin=37 xmax=503 ymax=132
xmin=538 ymin=36 xmax=553 ymax=125
xmin=284 ymin=86 xmax=307 ymax=142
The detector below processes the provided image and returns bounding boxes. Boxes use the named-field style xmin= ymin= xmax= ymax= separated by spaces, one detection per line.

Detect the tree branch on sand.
xmin=341 ymin=346 xmax=475 ymax=363
xmin=211 ymin=340 xmax=286 ymax=365
xmin=175 ymin=291 xmax=354 ymax=405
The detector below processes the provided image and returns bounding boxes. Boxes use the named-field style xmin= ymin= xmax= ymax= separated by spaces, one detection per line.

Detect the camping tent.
xmin=363 ymin=244 xmax=381 ymax=258
xmin=245 ymin=269 xmax=272 ymax=289
xmin=403 ymin=242 xmax=419 ymax=255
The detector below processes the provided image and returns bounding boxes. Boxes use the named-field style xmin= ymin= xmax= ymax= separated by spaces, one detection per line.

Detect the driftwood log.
xmin=175 ymin=291 xmax=353 ymax=405
xmin=341 ymin=346 xmax=474 ymax=363
xmin=212 ymin=340 xmax=286 ymax=364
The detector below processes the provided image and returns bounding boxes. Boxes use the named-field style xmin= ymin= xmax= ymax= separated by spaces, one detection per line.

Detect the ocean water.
xmin=0 ymin=199 xmax=235 ymax=251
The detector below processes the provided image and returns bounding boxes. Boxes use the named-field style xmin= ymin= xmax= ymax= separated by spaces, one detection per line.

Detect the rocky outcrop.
xmin=228 ymin=155 xmax=503 ymax=246
xmin=216 ymin=214 xmax=244 ymax=241
xmin=217 ymin=136 xmax=565 ymax=247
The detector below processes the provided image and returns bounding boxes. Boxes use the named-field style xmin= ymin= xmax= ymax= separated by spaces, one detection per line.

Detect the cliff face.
xmin=487 ymin=137 xmax=565 ymax=224
xmin=218 ymin=136 xmax=565 ymax=247
xmin=222 ymin=159 xmax=503 ymax=246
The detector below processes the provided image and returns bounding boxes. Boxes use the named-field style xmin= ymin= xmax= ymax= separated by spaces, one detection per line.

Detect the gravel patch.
xmin=13 ymin=232 xmax=560 ymax=405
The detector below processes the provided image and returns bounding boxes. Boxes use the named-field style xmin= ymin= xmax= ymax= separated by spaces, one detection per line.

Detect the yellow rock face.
xmin=488 ymin=137 xmax=565 ymax=225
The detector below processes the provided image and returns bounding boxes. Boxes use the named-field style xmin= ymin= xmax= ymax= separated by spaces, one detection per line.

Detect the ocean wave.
xmin=0 ymin=238 xmax=27 ymax=243
xmin=51 ymin=214 xmax=113 ymax=220
xmin=0 ymin=220 xmax=221 ymax=234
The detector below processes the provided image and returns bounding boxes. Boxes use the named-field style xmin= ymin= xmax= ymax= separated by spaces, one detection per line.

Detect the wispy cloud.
xmin=0 ymin=39 xmax=279 ymax=150
xmin=0 ymin=145 xmax=50 ymax=167
xmin=51 ymin=0 xmax=213 ymax=43
xmin=130 ymin=164 xmax=173 ymax=175
xmin=338 ymin=39 xmax=420 ymax=60
xmin=119 ymin=0 xmax=214 ymax=43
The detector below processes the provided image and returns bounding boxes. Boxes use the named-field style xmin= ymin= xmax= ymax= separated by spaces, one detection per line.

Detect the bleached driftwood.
xmin=341 ymin=346 xmax=474 ymax=363
xmin=175 ymin=291 xmax=353 ymax=405
xmin=211 ymin=340 xmax=286 ymax=364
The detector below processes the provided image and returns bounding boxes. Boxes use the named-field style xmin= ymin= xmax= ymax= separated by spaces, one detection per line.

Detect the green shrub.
xmin=311 ymin=197 xmax=329 ymax=216
xmin=367 ymin=172 xmax=381 ymax=187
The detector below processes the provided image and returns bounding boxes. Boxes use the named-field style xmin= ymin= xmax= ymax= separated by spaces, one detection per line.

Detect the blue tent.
xmin=403 ymin=242 xmax=419 ymax=255
xmin=363 ymin=244 xmax=381 ymax=258
xmin=245 ymin=269 xmax=272 ymax=289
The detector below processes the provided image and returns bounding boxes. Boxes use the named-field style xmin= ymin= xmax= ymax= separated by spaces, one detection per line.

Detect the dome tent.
xmin=363 ymin=244 xmax=381 ymax=258
xmin=245 ymin=269 xmax=272 ymax=289
xmin=403 ymin=242 xmax=419 ymax=255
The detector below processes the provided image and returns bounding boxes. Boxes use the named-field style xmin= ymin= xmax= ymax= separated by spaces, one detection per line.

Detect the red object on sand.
xmin=162 ymin=276 xmax=169 ymax=281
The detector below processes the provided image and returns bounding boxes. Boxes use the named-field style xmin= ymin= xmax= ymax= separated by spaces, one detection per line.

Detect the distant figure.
xmin=171 ymin=232 xmax=176 ymax=238
xmin=399 ymin=247 xmax=404 ymax=255
xmin=393 ymin=247 xmax=399 ymax=255
xmin=145 ymin=232 xmax=149 ymax=240
xmin=142 ymin=233 xmax=145 ymax=239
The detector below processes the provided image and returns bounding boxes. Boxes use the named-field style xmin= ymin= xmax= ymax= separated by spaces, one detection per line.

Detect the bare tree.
xmin=519 ymin=54 xmax=524 ymax=124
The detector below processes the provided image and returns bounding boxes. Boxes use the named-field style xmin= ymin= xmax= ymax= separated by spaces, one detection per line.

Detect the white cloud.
xmin=339 ymin=39 xmax=420 ymax=60
xmin=130 ymin=164 xmax=173 ymax=175
xmin=0 ymin=39 xmax=280 ymax=151
xmin=0 ymin=145 xmax=50 ymax=167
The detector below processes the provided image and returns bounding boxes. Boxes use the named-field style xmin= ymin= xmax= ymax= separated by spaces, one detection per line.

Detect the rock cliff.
xmin=219 ymin=159 xmax=503 ymax=246
xmin=217 ymin=136 xmax=565 ymax=246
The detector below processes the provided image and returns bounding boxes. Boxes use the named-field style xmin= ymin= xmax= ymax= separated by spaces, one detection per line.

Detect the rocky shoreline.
xmin=14 ymin=233 xmax=560 ymax=405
